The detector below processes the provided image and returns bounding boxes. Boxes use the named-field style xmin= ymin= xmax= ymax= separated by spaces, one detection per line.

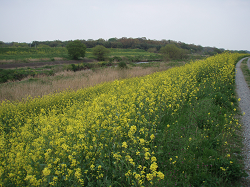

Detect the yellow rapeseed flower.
xmin=150 ymin=134 xmax=155 ymax=140
xmin=146 ymin=173 xmax=153 ymax=181
xmin=151 ymin=156 xmax=157 ymax=162
xmin=90 ymin=164 xmax=95 ymax=170
xmin=42 ymin=168 xmax=51 ymax=176
xmin=122 ymin=142 xmax=128 ymax=148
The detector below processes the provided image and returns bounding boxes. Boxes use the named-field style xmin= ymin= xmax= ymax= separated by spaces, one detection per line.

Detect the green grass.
xmin=241 ymin=58 xmax=250 ymax=87
xmin=0 ymin=47 xmax=68 ymax=62
xmin=0 ymin=47 xmax=207 ymax=64
xmin=0 ymin=48 xmax=159 ymax=62
xmin=86 ymin=48 xmax=162 ymax=62
xmin=155 ymin=82 xmax=246 ymax=186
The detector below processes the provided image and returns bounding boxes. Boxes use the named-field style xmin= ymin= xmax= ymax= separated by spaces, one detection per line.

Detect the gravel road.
xmin=235 ymin=57 xmax=250 ymax=184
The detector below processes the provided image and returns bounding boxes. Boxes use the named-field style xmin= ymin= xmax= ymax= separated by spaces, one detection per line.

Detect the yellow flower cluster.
xmin=0 ymin=52 xmax=245 ymax=186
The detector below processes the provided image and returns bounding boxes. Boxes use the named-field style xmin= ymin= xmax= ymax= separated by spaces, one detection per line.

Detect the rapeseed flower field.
xmin=0 ymin=53 xmax=248 ymax=186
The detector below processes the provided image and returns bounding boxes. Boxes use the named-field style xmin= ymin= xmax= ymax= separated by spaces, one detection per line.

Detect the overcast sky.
xmin=1 ymin=0 xmax=249 ymax=51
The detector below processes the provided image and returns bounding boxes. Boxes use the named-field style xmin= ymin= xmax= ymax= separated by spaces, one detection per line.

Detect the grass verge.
xmin=240 ymin=58 xmax=250 ymax=87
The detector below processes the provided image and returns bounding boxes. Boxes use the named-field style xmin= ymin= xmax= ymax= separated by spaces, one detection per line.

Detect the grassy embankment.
xmin=240 ymin=58 xmax=250 ymax=87
xmin=0 ymin=53 xmax=249 ymax=186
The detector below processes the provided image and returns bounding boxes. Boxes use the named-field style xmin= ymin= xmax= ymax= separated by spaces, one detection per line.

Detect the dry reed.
xmin=0 ymin=63 xmax=173 ymax=102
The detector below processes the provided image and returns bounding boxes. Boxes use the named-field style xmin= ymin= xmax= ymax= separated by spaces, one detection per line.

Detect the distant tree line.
xmin=1 ymin=37 xmax=249 ymax=55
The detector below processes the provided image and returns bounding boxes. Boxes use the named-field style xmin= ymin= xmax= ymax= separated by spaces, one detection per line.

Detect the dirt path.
xmin=0 ymin=58 xmax=95 ymax=69
xmin=235 ymin=57 xmax=250 ymax=185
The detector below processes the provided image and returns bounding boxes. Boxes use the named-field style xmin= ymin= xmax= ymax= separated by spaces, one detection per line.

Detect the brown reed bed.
xmin=0 ymin=62 xmax=181 ymax=102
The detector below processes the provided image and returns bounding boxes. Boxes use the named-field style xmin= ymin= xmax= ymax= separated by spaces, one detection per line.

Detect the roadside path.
xmin=235 ymin=57 xmax=250 ymax=185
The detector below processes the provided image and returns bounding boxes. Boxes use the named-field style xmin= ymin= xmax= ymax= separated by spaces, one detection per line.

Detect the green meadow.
xmin=0 ymin=48 xmax=159 ymax=62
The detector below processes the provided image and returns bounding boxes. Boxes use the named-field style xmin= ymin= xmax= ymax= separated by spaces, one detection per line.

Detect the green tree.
xmin=11 ymin=42 xmax=29 ymax=48
xmin=108 ymin=38 xmax=117 ymax=42
xmin=213 ymin=48 xmax=222 ymax=54
xmin=66 ymin=40 xmax=86 ymax=60
xmin=160 ymin=44 xmax=187 ymax=60
xmin=92 ymin=45 xmax=110 ymax=61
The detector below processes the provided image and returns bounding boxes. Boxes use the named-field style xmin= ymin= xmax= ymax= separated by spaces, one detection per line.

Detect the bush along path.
xmin=236 ymin=57 xmax=250 ymax=185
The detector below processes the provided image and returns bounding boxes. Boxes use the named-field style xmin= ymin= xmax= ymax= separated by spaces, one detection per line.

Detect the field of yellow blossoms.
xmin=0 ymin=53 xmax=249 ymax=186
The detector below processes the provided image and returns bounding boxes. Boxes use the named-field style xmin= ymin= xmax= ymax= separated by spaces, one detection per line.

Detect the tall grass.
xmin=0 ymin=53 xmax=248 ymax=186
xmin=0 ymin=63 xmax=171 ymax=102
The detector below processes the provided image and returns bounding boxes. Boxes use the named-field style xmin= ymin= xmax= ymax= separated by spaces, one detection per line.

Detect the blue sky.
xmin=1 ymin=0 xmax=250 ymax=51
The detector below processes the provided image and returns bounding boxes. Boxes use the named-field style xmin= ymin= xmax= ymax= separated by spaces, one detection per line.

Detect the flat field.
xmin=0 ymin=47 xmax=158 ymax=63
xmin=0 ymin=47 xmax=68 ymax=62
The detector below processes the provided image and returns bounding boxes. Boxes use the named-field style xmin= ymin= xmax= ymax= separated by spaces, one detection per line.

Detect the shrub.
xmin=160 ymin=44 xmax=188 ymax=60
xmin=0 ymin=68 xmax=54 ymax=83
xmin=92 ymin=45 xmax=110 ymax=61
xmin=100 ymin=61 xmax=112 ymax=67
xmin=118 ymin=61 xmax=127 ymax=69
xmin=112 ymin=56 xmax=122 ymax=62
xmin=66 ymin=40 xmax=86 ymax=60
